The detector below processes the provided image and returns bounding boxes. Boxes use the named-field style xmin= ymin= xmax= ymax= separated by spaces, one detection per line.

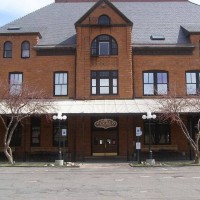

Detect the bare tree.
xmin=155 ymin=92 xmax=200 ymax=164
xmin=0 ymin=83 xmax=55 ymax=164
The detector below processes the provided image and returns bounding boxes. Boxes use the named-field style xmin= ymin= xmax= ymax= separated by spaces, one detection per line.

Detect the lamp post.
xmin=53 ymin=112 xmax=67 ymax=161
xmin=142 ymin=111 xmax=156 ymax=160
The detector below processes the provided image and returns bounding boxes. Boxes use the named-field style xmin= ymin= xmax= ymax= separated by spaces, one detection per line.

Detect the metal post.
xmin=148 ymin=119 xmax=152 ymax=159
xmin=53 ymin=113 xmax=67 ymax=163
xmin=142 ymin=111 xmax=156 ymax=162
xmin=58 ymin=119 xmax=62 ymax=160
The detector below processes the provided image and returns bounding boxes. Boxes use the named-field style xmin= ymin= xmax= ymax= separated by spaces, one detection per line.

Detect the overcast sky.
xmin=0 ymin=0 xmax=200 ymax=27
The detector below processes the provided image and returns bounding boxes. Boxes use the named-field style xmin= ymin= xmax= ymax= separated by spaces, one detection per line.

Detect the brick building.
xmin=0 ymin=0 xmax=199 ymax=162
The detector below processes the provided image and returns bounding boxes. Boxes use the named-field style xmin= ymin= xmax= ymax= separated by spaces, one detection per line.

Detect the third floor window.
xmin=91 ymin=35 xmax=118 ymax=56
xmin=3 ymin=41 xmax=12 ymax=58
xmin=143 ymin=71 xmax=168 ymax=96
xmin=21 ymin=41 xmax=30 ymax=58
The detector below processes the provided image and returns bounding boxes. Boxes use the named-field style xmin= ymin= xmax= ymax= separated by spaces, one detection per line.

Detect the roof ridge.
xmin=55 ymin=0 xmax=187 ymax=2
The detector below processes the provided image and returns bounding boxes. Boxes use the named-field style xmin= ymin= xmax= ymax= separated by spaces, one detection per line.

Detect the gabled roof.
xmin=75 ymin=0 xmax=133 ymax=26
xmin=0 ymin=1 xmax=200 ymax=48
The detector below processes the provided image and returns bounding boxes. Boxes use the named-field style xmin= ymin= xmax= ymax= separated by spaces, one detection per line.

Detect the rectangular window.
xmin=9 ymin=73 xmax=23 ymax=95
xmin=99 ymin=42 xmax=109 ymax=56
xmin=9 ymin=120 xmax=22 ymax=147
xmin=31 ymin=117 xmax=41 ymax=147
xmin=91 ymin=70 xmax=118 ymax=95
xmin=157 ymin=72 xmax=168 ymax=95
xmin=53 ymin=120 xmax=68 ymax=147
xmin=143 ymin=71 xmax=168 ymax=96
xmin=54 ymin=72 xmax=68 ymax=96
xmin=144 ymin=122 xmax=170 ymax=145
xmin=144 ymin=73 xmax=154 ymax=95
xmin=186 ymin=71 xmax=200 ymax=95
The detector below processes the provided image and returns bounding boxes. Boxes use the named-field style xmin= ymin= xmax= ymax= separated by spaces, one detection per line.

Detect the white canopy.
xmin=53 ymin=99 xmax=160 ymax=114
xmin=0 ymin=99 xmax=198 ymax=115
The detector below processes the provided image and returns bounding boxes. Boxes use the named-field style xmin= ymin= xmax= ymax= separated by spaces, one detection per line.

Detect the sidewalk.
xmin=0 ymin=159 xmax=198 ymax=168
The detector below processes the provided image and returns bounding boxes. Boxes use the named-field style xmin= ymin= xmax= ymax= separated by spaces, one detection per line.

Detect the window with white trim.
xmin=9 ymin=72 xmax=23 ymax=95
xmin=91 ymin=71 xmax=118 ymax=95
xmin=186 ymin=71 xmax=200 ymax=95
xmin=54 ymin=72 xmax=68 ymax=96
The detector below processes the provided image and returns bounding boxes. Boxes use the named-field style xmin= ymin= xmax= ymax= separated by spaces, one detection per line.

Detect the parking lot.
xmin=0 ymin=163 xmax=200 ymax=200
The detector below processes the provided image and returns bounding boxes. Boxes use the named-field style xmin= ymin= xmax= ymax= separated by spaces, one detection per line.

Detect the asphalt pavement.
xmin=0 ymin=162 xmax=200 ymax=200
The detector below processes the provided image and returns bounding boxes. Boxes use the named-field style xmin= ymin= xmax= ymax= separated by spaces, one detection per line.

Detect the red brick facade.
xmin=0 ymin=0 xmax=199 ymax=162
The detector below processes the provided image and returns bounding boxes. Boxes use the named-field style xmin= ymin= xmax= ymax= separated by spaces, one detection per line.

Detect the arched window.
xmin=3 ymin=41 xmax=12 ymax=58
xmin=98 ymin=15 xmax=110 ymax=25
xmin=91 ymin=35 xmax=118 ymax=56
xmin=21 ymin=41 xmax=30 ymax=58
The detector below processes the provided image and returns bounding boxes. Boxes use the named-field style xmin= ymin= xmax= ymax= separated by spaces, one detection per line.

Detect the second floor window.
xmin=3 ymin=41 xmax=12 ymax=58
xmin=91 ymin=35 xmax=118 ymax=56
xmin=186 ymin=71 xmax=200 ymax=95
xmin=9 ymin=73 xmax=23 ymax=95
xmin=143 ymin=71 xmax=168 ymax=95
xmin=54 ymin=72 xmax=68 ymax=96
xmin=21 ymin=41 xmax=30 ymax=58
xmin=91 ymin=70 xmax=118 ymax=95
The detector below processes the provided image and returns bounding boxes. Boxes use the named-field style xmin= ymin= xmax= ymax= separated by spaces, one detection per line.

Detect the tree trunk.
xmin=194 ymin=151 xmax=200 ymax=164
xmin=4 ymin=146 xmax=14 ymax=164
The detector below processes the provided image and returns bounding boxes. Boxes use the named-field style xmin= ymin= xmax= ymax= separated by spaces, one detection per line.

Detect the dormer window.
xmin=91 ymin=35 xmax=118 ymax=56
xmin=98 ymin=15 xmax=110 ymax=25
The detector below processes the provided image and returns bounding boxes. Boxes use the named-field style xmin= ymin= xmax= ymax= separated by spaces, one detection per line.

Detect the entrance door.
xmin=92 ymin=131 xmax=118 ymax=156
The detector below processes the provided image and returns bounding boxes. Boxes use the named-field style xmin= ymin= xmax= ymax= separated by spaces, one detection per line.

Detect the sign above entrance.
xmin=94 ymin=119 xmax=118 ymax=129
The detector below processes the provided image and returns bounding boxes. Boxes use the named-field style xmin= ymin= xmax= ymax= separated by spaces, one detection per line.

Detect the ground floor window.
xmin=144 ymin=122 xmax=170 ymax=145
xmin=10 ymin=122 xmax=22 ymax=147
xmin=31 ymin=117 xmax=41 ymax=146
xmin=188 ymin=115 xmax=200 ymax=140
xmin=53 ymin=120 xmax=68 ymax=147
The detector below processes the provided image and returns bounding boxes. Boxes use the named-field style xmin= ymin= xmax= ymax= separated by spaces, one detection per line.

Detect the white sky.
xmin=0 ymin=0 xmax=200 ymax=27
